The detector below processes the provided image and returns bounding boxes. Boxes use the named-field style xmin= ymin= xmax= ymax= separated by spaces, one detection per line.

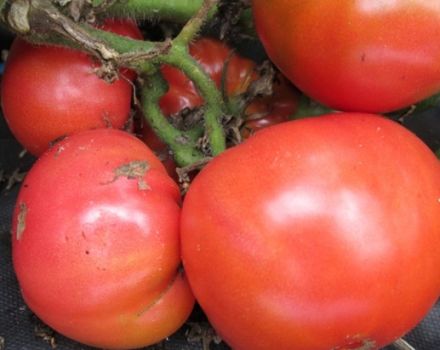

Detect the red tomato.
xmin=99 ymin=19 xmax=143 ymax=42
xmin=181 ymin=113 xmax=440 ymax=350
xmin=251 ymin=0 xmax=440 ymax=113
xmin=12 ymin=129 xmax=194 ymax=349
xmin=1 ymin=19 xmax=142 ymax=156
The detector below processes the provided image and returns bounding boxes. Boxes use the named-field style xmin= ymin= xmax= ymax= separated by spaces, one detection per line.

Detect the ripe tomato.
xmin=12 ymin=129 xmax=194 ymax=349
xmin=181 ymin=113 xmax=440 ymax=350
xmin=251 ymin=0 xmax=440 ymax=113
xmin=1 ymin=19 xmax=142 ymax=156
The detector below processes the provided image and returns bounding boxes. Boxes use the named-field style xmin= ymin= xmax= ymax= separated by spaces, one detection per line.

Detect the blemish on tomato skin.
xmin=104 ymin=160 xmax=151 ymax=190
xmin=16 ymin=202 xmax=28 ymax=240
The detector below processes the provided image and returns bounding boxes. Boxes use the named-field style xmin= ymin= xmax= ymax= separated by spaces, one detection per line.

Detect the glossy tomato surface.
xmin=252 ymin=0 xmax=440 ymax=113
xmin=12 ymin=129 xmax=194 ymax=349
xmin=1 ymin=20 xmax=142 ymax=156
xmin=181 ymin=113 xmax=440 ymax=350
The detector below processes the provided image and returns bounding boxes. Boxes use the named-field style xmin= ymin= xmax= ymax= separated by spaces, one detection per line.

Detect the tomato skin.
xmin=1 ymin=20 xmax=142 ymax=156
xmin=99 ymin=19 xmax=143 ymax=42
xmin=12 ymin=129 xmax=194 ymax=349
xmin=181 ymin=113 xmax=440 ymax=350
xmin=252 ymin=0 xmax=440 ymax=113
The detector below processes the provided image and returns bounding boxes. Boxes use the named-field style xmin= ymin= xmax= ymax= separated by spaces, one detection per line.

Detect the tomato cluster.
xmin=2 ymin=3 xmax=440 ymax=350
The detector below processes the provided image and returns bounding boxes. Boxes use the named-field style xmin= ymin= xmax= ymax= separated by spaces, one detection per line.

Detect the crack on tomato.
xmin=106 ymin=160 xmax=151 ymax=190
xmin=16 ymin=202 xmax=28 ymax=240
xmin=136 ymin=268 xmax=181 ymax=318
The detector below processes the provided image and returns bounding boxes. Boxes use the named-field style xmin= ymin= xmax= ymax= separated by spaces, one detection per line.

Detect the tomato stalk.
xmin=105 ymin=0 xmax=216 ymax=25
xmin=103 ymin=0 xmax=254 ymax=36
xmin=160 ymin=46 xmax=226 ymax=158
xmin=174 ymin=0 xmax=217 ymax=45
xmin=140 ymin=71 xmax=205 ymax=166
xmin=160 ymin=0 xmax=227 ymax=158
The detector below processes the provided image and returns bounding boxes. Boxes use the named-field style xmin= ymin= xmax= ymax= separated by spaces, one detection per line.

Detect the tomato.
xmin=1 ymin=19 xmax=142 ymax=156
xmin=12 ymin=129 xmax=194 ymax=349
xmin=181 ymin=113 xmax=440 ymax=350
xmin=251 ymin=0 xmax=440 ymax=113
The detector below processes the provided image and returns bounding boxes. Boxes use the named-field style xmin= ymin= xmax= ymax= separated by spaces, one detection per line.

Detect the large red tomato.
xmin=12 ymin=129 xmax=194 ymax=349
xmin=181 ymin=113 xmax=440 ymax=350
xmin=251 ymin=0 xmax=440 ymax=113
xmin=1 ymin=19 xmax=142 ymax=156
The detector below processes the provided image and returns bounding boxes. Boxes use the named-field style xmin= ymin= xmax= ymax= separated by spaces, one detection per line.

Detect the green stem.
xmin=140 ymin=72 xmax=204 ymax=167
xmin=162 ymin=45 xmax=226 ymax=156
xmin=174 ymin=0 xmax=218 ymax=46
xmin=106 ymin=0 xmax=216 ymax=23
